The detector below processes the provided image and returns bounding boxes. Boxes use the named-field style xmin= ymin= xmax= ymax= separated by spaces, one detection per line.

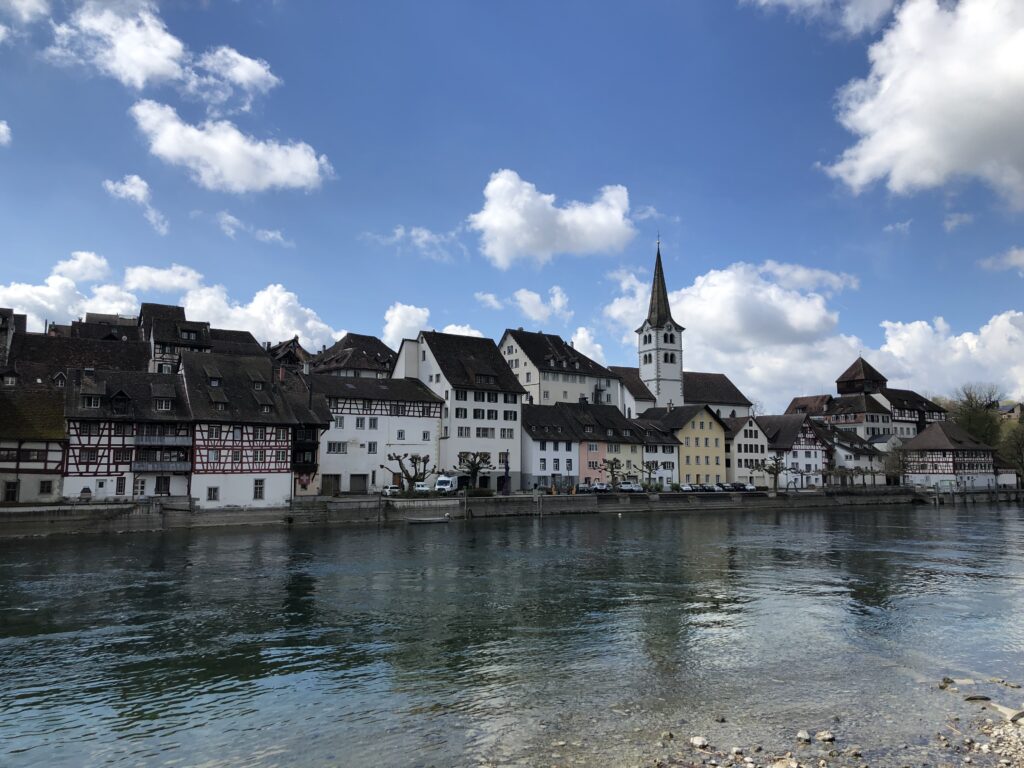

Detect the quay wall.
xmin=1 ymin=488 xmax=1021 ymax=539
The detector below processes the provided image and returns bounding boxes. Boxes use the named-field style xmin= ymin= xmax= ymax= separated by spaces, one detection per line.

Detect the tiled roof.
xmin=556 ymin=401 xmax=644 ymax=443
xmin=881 ymin=387 xmax=945 ymax=415
xmin=836 ymin=356 xmax=888 ymax=384
xmin=755 ymin=414 xmax=811 ymax=451
xmin=505 ymin=329 xmax=619 ymax=379
xmin=721 ymin=415 xmax=764 ymax=439
xmin=608 ymin=366 xmax=656 ymax=403
xmin=522 ymin=403 xmax=587 ymax=442
xmin=8 ymin=333 xmax=151 ymax=382
xmin=0 ymin=389 xmax=67 ymax=440
xmin=785 ymin=394 xmax=832 ymax=416
xmin=180 ymin=351 xmax=297 ymax=424
xmin=268 ymin=335 xmax=313 ymax=365
xmin=642 ymin=246 xmax=679 ymax=330
xmin=422 ymin=331 xmax=525 ymax=394
xmin=209 ymin=328 xmax=267 ymax=356
xmin=151 ymin=318 xmax=211 ymax=347
xmin=824 ymin=393 xmax=891 ymax=416
xmin=314 ymin=333 xmax=395 ymax=374
xmin=683 ymin=371 xmax=752 ymax=407
xmin=903 ymin=421 xmax=993 ymax=452
xmin=640 ymin=403 xmax=726 ymax=432
xmin=629 ymin=417 xmax=680 ymax=445
xmin=306 ymin=373 xmax=443 ymax=403
xmin=65 ymin=369 xmax=190 ymax=422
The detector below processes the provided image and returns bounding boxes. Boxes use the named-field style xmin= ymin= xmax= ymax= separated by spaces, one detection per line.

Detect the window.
xmin=500 ymin=428 xmax=514 ymax=439
xmin=276 ymin=450 xmax=287 ymax=462
xmin=254 ymin=427 xmax=266 ymax=441
xmin=503 ymin=410 xmax=517 ymax=421
xmin=254 ymin=449 xmax=266 ymax=463
xmin=542 ymin=390 xmax=550 ymax=400
xmin=215 ymin=403 xmax=226 ymax=412
xmin=397 ymin=430 xmax=406 ymax=441
xmin=207 ymin=487 xmax=219 ymax=501
xmin=588 ymin=442 xmax=597 ymax=452
xmin=473 ymin=408 xmax=485 ymax=419
xmin=474 ymin=392 xmax=486 ymax=402
xmin=455 ymin=407 xmax=468 ymax=419
xmin=209 ymin=425 xmax=222 ymax=439
xmin=113 ymin=449 xmax=132 ymax=463
xmin=368 ymin=417 xmax=378 ymax=430
xmin=457 ymin=426 xmax=471 ymax=437
xmin=362 ymin=399 xmax=372 ymax=412
xmin=210 ymin=449 xmax=221 ymax=462
xmin=209 ymin=377 xmax=221 ymax=387
xmin=276 ymin=427 xmax=288 ymax=440
xmin=39 ymin=480 xmax=53 ymax=495
xmin=455 ymin=390 xmax=467 ymax=401
xmin=475 ymin=427 xmax=495 ymax=439
xmin=334 ymin=416 xmax=344 ymax=429
xmin=356 ymin=417 xmax=366 ymax=430
xmin=540 ymin=440 xmax=548 ymax=451
xmin=80 ymin=448 xmax=98 ymax=463
xmin=260 ymin=405 xmax=271 ymax=414
xmin=232 ymin=450 xmax=241 ymax=462
xmin=367 ymin=441 xmax=377 ymax=454
xmin=553 ymin=458 xmax=560 ymax=471
xmin=253 ymin=381 xmax=263 ymax=391
xmin=327 ymin=442 xmax=346 ymax=454
xmin=486 ymin=409 xmax=498 ymax=420
xmin=82 ymin=396 xmax=100 ymax=409
xmin=54 ymin=374 xmax=67 ymax=387
xmin=525 ymin=372 xmax=531 ymax=382
xmin=232 ymin=426 xmax=243 ymax=441
xmin=504 ymin=393 xmax=517 ymax=404
xmin=422 ymin=431 xmax=430 ymax=441
xmin=253 ymin=479 xmax=265 ymax=500
xmin=540 ymin=458 xmax=547 ymax=471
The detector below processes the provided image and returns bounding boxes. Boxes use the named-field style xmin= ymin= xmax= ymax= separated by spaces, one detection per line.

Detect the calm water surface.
xmin=2 ymin=505 xmax=1024 ymax=767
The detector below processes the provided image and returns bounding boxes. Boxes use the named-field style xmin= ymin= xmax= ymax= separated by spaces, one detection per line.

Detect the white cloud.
xmin=0 ymin=23 xmax=10 ymax=44
xmin=474 ymin=291 xmax=504 ymax=310
xmin=195 ymin=45 xmax=279 ymax=109
xmin=943 ymin=212 xmax=974 ymax=233
xmin=883 ymin=219 xmax=911 ymax=235
xmin=52 ymin=251 xmax=108 ymax=282
xmin=123 ymin=264 xmax=202 ymax=292
xmin=512 ymin=286 xmax=573 ymax=324
xmin=382 ymin=302 xmax=430 ymax=349
xmin=215 ymin=210 xmax=293 ymax=247
xmin=571 ymin=326 xmax=606 ymax=364
xmin=744 ymin=0 xmax=896 ymax=35
xmin=48 ymin=3 xmax=185 ymax=89
xmin=760 ymin=260 xmax=859 ymax=293
xmin=979 ymin=246 xmax=1024 ymax=277
xmin=0 ymin=120 xmax=9 ymax=146
xmin=102 ymin=173 xmax=169 ymax=235
xmin=441 ymin=324 xmax=483 ymax=337
xmin=131 ymin=100 xmax=331 ymax=193
xmin=827 ymin=0 xmax=1024 ymax=207
xmin=468 ymin=169 xmax=636 ymax=269
xmin=0 ymin=0 xmax=49 ymax=24
xmin=363 ymin=224 xmax=464 ymax=262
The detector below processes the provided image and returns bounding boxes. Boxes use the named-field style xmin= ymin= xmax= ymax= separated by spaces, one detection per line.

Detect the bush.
xmin=670 ymin=483 xmax=681 ymax=492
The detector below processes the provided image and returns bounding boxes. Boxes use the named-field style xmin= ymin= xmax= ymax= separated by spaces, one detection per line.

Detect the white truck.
xmin=434 ymin=476 xmax=458 ymax=494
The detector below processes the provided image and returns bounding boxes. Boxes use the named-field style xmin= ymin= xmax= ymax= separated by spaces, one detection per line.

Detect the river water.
xmin=2 ymin=505 xmax=1024 ymax=767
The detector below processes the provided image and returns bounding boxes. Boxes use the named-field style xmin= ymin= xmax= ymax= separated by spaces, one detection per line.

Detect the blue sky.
xmin=1 ymin=0 xmax=1022 ymax=409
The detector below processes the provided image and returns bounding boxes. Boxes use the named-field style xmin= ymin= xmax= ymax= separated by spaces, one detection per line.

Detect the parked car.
xmin=593 ymin=482 xmax=611 ymax=493
xmin=710 ymin=484 xmax=725 ymax=492
xmin=743 ymin=483 xmax=756 ymax=491
xmin=381 ymin=484 xmax=401 ymax=497
xmin=434 ymin=476 xmax=458 ymax=494
xmin=574 ymin=483 xmax=594 ymax=494
xmin=616 ymin=481 xmax=644 ymax=493
xmin=679 ymin=484 xmax=694 ymax=492
xmin=413 ymin=481 xmax=430 ymax=494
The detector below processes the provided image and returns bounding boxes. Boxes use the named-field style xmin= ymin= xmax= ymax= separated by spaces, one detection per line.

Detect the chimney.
xmin=667 ymin=400 xmax=674 ymax=412
xmin=264 ymin=341 xmax=271 ymax=351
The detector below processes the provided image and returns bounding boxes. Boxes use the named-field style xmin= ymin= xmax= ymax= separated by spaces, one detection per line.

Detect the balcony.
xmin=135 ymin=434 xmax=191 ymax=447
xmin=132 ymin=461 xmax=191 ymax=473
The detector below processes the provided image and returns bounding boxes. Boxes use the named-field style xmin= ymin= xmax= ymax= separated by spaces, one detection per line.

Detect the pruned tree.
xmin=379 ymin=453 xmax=438 ymax=491
xmin=756 ymin=454 xmax=787 ymax=493
xmin=601 ymin=457 xmax=623 ymax=487
xmin=884 ymin=446 xmax=910 ymax=486
xmin=641 ymin=460 xmax=660 ymax=489
xmin=453 ymin=451 xmax=494 ymax=488
xmin=950 ymin=382 xmax=1003 ymax=447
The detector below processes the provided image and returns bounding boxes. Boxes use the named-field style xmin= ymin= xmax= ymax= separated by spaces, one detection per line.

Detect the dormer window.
xmin=112 ymin=397 xmax=128 ymax=415
xmin=260 ymin=405 xmax=271 ymax=414
xmin=2 ymin=375 xmax=15 ymax=387
xmin=584 ymin=425 xmax=593 ymax=433
xmin=82 ymin=396 xmax=100 ymax=409
xmin=209 ymin=377 xmax=221 ymax=387
xmin=155 ymin=398 xmax=172 ymax=411
xmin=214 ymin=402 xmax=226 ymax=412
xmin=253 ymin=381 xmax=263 ymax=391
xmin=54 ymin=375 xmax=66 ymax=388
xmin=181 ymin=330 xmax=198 ymax=341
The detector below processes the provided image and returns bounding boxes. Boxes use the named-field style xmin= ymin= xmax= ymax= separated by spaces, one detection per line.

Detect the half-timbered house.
xmin=903 ymin=421 xmax=996 ymax=489
xmin=63 ymin=369 xmax=192 ymax=499
xmin=0 ymin=388 xmax=66 ymax=503
xmin=756 ymin=414 xmax=830 ymax=490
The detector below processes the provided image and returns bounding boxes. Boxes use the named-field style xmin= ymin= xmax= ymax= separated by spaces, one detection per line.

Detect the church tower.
xmin=637 ymin=244 xmax=684 ymax=408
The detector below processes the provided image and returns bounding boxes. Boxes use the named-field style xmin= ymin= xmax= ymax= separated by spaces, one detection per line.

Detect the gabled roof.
xmin=556 ymin=401 xmax=643 ymax=443
xmin=151 ymin=318 xmax=211 ymax=347
xmin=210 ymin=328 xmax=267 ymax=356
xmin=880 ymin=387 xmax=945 ymax=415
xmin=836 ymin=356 xmax=888 ymax=385
xmin=65 ymin=369 xmax=190 ymax=422
xmin=522 ymin=403 xmax=587 ymax=442
xmin=639 ymin=403 xmax=726 ymax=432
xmin=683 ymin=371 xmax=752 ymax=407
xmin=811 ymin=422 xmax=881 ymax=457
xmin=785 ymin=394 xmax=832 ymax=416
xmin=504 ymin=329 xmax=619 ymax=379
xmin=903 ymin=421 xmax=993 ymax=452
xmin=824 ymin=393 xmax=891 ymax=416
xmin=639 ymin=245 xmax=679 ymax=330
xmin=755 ymin=414 xmax=815 ymax=451
xmin=314 ymin=332 xmax=395 ymax=374
xmin=608 ymin=366 xmax=656 ymax=404
xmin=421 ymin=331 xmax=525 ymax=394
xmin=267 ymin=335 xmax=313 ymax=366
xmin=629 ymin=417 xmax=680 ymax=445
xmin=0 ymin=389 xmax=67 ymax=440
xmin=721 ymin=415 xmax=766 ymax=439
xmin=305 ymin=373 xmax=443 ymax=404
xmin=180 ymin=351 xmax=297 ymax=424
xmin=8 ymin=333 xmax=150 ymax=382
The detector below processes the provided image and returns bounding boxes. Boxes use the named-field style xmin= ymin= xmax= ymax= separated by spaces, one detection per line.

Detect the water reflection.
xmin=2 ymin=504 xmax=1024 ymax=766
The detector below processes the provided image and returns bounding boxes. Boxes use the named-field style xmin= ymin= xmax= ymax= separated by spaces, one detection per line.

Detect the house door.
xmin=322 ymin=474 xmax=340 ymax=496
xmin=133 ymin=477 xmax=146 ymax=496
xmin=350 ymin=474 xmax=368 ymax=494
xmin=3 ymin=481 xmax=18 ymax=503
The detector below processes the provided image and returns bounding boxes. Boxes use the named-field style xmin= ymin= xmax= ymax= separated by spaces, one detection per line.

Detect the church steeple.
xmin=646 ymin=243 xmax=677 ymax=328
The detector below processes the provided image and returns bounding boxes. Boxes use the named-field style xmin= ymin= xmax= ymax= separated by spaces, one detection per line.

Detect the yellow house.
xmin=644 ymin=404 xmax=728 ymax=486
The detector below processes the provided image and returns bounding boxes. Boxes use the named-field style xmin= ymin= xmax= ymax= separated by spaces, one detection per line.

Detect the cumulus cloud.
xmin=362 ymin=224 xmax=464 ymax=262
xmin=102 ymin=173 xmax=169 ymax=235
xmin=123 ymin=264 xmax=202 ymax=292
xmin=0 ymin=0 xmax=49 ymax=24
xmin=254 ymin=229 xmax=293 ymax=247
xmin=512 ymin=286 xmax=573 ymax=324
xmin=744 ymin=0 xmax=896 ymax=34
xmin=571 ymin=326 xmax=606 ymax=364
xmin=52 ymin=251 xmax=108 ymax=282
xmin=474 ymin=291 xmax=504 ymax=310
xmin=46 ymin=2 xmax=280 ymax=113
xmin=827 ymin=0 xmax=1024 ymax=207
xmin=382 ymin=302 xmax=430 ymax=349
xmin=943 ymin=212 xmax=974 ymax=233
xmin=441 ymin=324 xmax=483 ymax=337
xmin=467 ymin=169 xmax=636 ymax=269
xmin=0 ymin=119 xmax=9 ymax=146
xmin=131 ymin=100 xmax=331 ymax=193
xmin=979 ymin=246 xmax=1024 ymax=277
xmin=883 ymin=220 xmax=911 ymax=235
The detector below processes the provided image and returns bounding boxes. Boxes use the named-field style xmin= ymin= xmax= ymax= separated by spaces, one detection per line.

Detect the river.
xmin=2 ymin=504 xmax=1024 ymax=767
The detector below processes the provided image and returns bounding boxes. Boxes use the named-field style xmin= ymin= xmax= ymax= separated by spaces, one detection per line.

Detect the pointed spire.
xmin=646 ymin=242 xmax=676 ymax=327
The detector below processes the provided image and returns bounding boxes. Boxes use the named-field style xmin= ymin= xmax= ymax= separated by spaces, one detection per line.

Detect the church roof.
xmin=683 ymin=371 xmax=752 ymax=407
xmin=638 ymin=246 xmax=679 ymax=331
xmin=836 ymin=356 xmax=887 ymax=385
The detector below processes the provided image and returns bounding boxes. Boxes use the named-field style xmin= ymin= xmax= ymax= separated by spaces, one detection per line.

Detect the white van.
xmin=435 ymin=476 xmax=458 ymax=494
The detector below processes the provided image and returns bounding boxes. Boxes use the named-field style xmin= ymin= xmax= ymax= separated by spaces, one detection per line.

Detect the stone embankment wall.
xmin=1 ymin=488 xmax=1021 ymax=538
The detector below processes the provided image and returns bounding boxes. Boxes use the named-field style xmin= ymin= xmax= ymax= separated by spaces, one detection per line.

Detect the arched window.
xmin=664 ymin=352 xmax=670 ymax=363
xmin=669 ymin=334 xmax=675 ymax=343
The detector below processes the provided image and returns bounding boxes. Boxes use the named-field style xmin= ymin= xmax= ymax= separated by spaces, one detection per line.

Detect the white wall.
xmin=191 ymin=472 xmax=291 ymax=508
